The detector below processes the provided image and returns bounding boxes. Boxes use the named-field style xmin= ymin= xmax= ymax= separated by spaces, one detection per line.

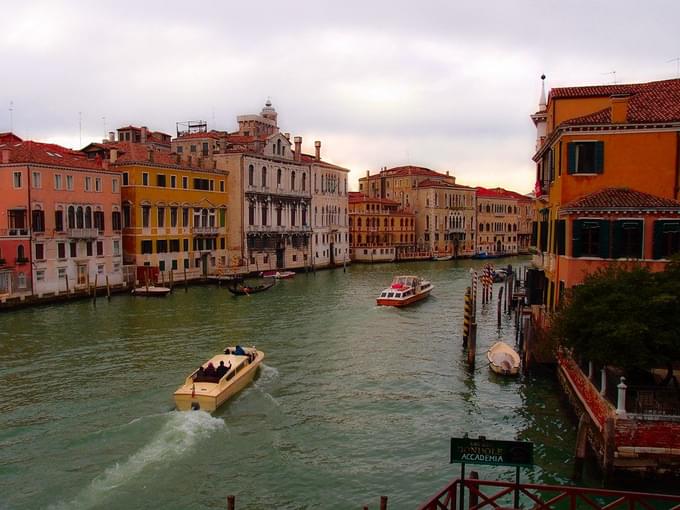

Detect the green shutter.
xmin=572 ymin=219 xmax=582 ymax=257
xmin=598 ymin=220 xmax=611 ymax=258
xmin=557 ymin=220 xmax=566 ymax=255
xmin=653 ymin=220 xmax=664 ymax=259
xmin=567 ymin=143 xmax=576 ymax=174
xmin=612 ymin=220 xmax=623 ymax=258
xmin=219 ymin=208 xmax=226 ymax=227
xmin=594 ymin=141 xmax=604 ymax=173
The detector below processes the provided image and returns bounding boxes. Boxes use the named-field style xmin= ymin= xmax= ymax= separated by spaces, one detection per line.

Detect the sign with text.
xmin=450 ymin=437 xmax=534 ymax=468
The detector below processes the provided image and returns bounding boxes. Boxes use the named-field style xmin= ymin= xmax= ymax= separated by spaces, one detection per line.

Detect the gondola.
xmin=227 ymin=280 xmax=275 ymax=296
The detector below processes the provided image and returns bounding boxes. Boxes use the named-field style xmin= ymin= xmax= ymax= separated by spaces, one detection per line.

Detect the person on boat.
xmin=204 ymin=362 xmax=217 ymax=378
xmin=234 ymin=345 xmax=246 ymax=356
xmin=216 ymin=360 xmax=231 ymax=378
xmin=224 ymin=347 xmax=231 ymax=355
xmin=194 ymin=366 xmax=205 ymax=381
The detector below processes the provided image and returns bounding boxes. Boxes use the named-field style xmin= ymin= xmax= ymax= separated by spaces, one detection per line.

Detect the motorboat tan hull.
xmin=487 ymin=341 xmax=520 ymax=376
xmin=376 ymin=287 xmax=433 ymax=307
xmin=174 ymin=349 xmax=264 ymax=412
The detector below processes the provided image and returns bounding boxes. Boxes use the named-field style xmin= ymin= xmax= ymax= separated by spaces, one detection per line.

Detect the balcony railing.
xmin=67 ymin=228 xmax=99 ymax=239
xmin=192 ymin=226 xmax=219 ymax=236
xmin=0 ymin=228 xmax=30 ymax=237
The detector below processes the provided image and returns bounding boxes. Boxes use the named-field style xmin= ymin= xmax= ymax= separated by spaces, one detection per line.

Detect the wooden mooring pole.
xmin=463 ymin=286 xmax=472 ymax=346
xmin=497 ymin=286 xmax=503 ymax=330
xmin=106 ymin=275 xmax=111 ymax=301
xmin=379 ymin=495 xmax=388 ymax=510
xmin=226 ymin=495 xmax=235 ymax=510
xmin=92 ymin=274 xmax=98 ymax=304
xmin=184 ymin=267 xmax=188 ymax=292
xmin=467 ymin=322 xmax=477 ymax=368
xmin=169 ymin=270 xmax=174 ymax=292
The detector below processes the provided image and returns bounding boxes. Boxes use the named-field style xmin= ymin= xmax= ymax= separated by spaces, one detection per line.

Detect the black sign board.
xmin=450 ymin=437 xmax=534 ymax=468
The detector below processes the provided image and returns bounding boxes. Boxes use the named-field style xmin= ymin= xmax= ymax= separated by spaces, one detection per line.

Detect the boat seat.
xmin=193 ymin=375 xmax=221 ymax=384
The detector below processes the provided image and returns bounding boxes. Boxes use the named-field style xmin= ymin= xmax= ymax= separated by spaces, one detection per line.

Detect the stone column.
xmin=616 ymin=377 xmax=627 ymax=415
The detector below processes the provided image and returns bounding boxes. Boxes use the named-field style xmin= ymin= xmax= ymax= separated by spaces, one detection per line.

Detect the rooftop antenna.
xmin=78 ymin=111 xmax=82 ymax=147
xmin=668 ymin=57 xmax=680 ymax=78
xmin=102 ymin=116 xmax=107 ymax=140
xmin=211 ymin=107 xmax=216 ymax=129
xmin=601 ymin=70 xmax=617 ymax=84
xmin=8 ymin=100 xmax=13 ymax=132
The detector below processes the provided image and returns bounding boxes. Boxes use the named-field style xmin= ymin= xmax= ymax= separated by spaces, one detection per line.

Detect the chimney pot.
xmin=108 ymin=131 xmax=115 ymax=142
xmin=110 ymin=148 xmax=118 ymax=163
xmin=141 ymin=126 xmax=148 ymax=143
xmin=294 ymin=136 xmax=302 ymax=162
xmin=314 ymin=140 xmax=321 ymax=161
xmin=610 ymin=94 xmax=630 ymax=124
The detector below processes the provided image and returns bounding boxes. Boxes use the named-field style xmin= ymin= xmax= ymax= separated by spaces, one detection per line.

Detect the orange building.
xmin=348 ymin=192 xmax=415 ymax=262
xmin=530 ymin=77 xmax=680 ymax=310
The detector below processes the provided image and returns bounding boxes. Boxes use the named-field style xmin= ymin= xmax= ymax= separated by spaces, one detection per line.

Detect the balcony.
xmin=192 ymin=226 xmax=219 ymax=236
xmin=67 ymin=228 xmax=99 ymax=239
xmin=0 ymin=228 xmax=30 ymax=237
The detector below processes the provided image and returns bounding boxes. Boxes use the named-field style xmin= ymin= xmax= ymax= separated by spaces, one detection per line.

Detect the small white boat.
xmin=262 ymin=270 xmax=295 ymax=279
xmin=432 ymin=254 xmax=454 ymax=261
xmin=487 ymin=341 xmax=520 ymax=376
xmin=174 ymin=346 xmax=264 ymax=412
xmin=132 ymin=285 xmax=171 ymax=297
xmin=377 ymin=275 xmax=434 ymax=307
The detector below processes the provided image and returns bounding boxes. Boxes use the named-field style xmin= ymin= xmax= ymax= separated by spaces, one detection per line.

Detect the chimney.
xmin=284 ymin=132 xmax=290 ymax=140
xmin=2 ymin=149 xmax=11 ymax=164
xmin=294 ymin=136 xmax=302 ymax=162
xmin=108 ymin=131 xmax=115 ymax=142
xmin=314 ymin=140 xmax=321 ymax=161
xmin=147 ymin=148 xmax=154 ymax=162
xmin=141 ymin=126 xmax=148 ymax=143
xmin=366 ymin=170 xmax=370 ymax=178
xmin=446 ymin=171 xmax=449 ymax=176
xmin=611 ymin=94 xmax=630 ymax=124
xmin=110 ymin=148 xmax=118 ymax=163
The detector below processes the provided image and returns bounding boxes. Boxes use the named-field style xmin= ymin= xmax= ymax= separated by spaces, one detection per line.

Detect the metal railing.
xmin=0 ymin=228 xmax=30 ymax=237
xmin=192 ymin=226 xmax=220 ymax=235
xmin=67 ymin=228 xmax=99 ymax=239
xmin=418 ymin=477 xmax=680 ymax=510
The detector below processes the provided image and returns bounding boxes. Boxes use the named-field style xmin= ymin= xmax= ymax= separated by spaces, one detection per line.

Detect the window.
xmin=66 ymin=175 xmax=73 ymax=190
xmin=170 ymin=207 xmax=178 ymax=227
xmin=94 ymin=211 xmax=105 ymax=232
xmin=262 ymin=167 xmax=267 ymax=187
xmin=122 ymin=172 xmax=129 ymax=185
xmin=613 ymin=220 xmax=643 ymax=259
xmin=123 ymin=205 xmax=131 ymax=228
xmin=86 ymin=241 xmax=93 ymax=257
xmin=172 ymin=259 xmax=178 ymax=270
xmin=141 ymin=240 xmax=153 ymax=254
xmin=182 ymin=176 xmax=188 ymax=189
xmin=302 ymin=173 xmax=306 ymax=191
xmin=277 ymin=168 xmax=282 ymax=186
xmin=32 ymin=209 xmax=45 ymax=232
xmin=35 ymin=243 xmax=44 ymax=260
xmin=572 ymin=219 xmax=610 ymax=258
xmin=182 ymin=207 xmax=190 ymax=227
xmin=112 ymin=211 xmax=121 ymax=231
xmin=291 ymin=171 xmax=296 ymax=190
xmin=193 ymin=178 xmax=210 ymax=190
xmin=183 ymin=239 xmax=189 ymax=252
xmin=31 ymin=171 xmax=41 ymax=188
xmin=190 ymin=144 xmax=196 ymax=153
xmin=85 ymin=176 xmax=92 ymax=191
xmin=157 ymin=174 xmax=166 ymax=187
xmin=202 ymin=142 xmax=209 ymax=156
xmin=142 ymin=173 xmax=149 ymax=186
xmin=97 ymin=264 xmax=104 ymax=275
xmin=55 ymin=210 xmax=64 ymax=232
xmin=156 ymin=240 xmax=168 ymax=253
xmin=96 ymin=241 xmax=104 ymax=256
xmin=70 ymin=242 xmax=77 ymax=257
xmin=276 ymin=206 xmax=282 ymax=226
xmin=171 ymin=175 xmax=177 ymax=188
xmin=248 ymin=204 xmax=255 ymax=226
xmin=112 ymin=178 xmax=119 ymax=193
xmin=169 ymin=239 xmax=180 ymax=252
xmin=54 ymin=174 xmax=62 ymax=190
xmin=113 ymin=240 xmax=120 ymax=256
xmin=95 ymin=177 xmax=102 ymax=192
xmin=142 ymin=206 xmax=151 ymax=228
xmin=58 ymin=243 xmax=66 ymax=259
xmin=567 ymin=141 xmax=604 ymax=174
xmin=248 ymin=165 xmax=254 ymax=186
xmin=220 ymin=180 xmax=224 ymax=192
xmin=13 ymin=171 xmax=22 ymax=188
xmin=653 ymin=220 xmax=680 ymax=259
xmin=157 ymin=207 xmax=165 ymax=228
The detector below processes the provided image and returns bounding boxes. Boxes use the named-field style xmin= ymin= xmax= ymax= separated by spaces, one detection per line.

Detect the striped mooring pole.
xmin=463 ymin=286 xmax=472 ymax=346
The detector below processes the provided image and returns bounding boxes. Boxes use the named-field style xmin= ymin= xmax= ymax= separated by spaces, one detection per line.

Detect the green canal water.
xmin=0 ymin=258 xmax=580 ymax=510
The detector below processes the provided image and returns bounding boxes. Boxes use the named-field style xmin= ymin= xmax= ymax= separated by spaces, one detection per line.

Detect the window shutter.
xmin=612 ymin=220 xmax=623 ymax=258
xmin=567 ymin=143 xmax=576 ymax=174
xmin=572 ymin=219 xmax=582 ymax=257
xmin=556 ymin=220 xmax=566 ymax=255
xmin=594 ymin=142 xmax=604 ymax=173
xmin=653 ymin=220 xmax=664 ymax=259
xmin=598 ymin=220 xmax=611 ymax=258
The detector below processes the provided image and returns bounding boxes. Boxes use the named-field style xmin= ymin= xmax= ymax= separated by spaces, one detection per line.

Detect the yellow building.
xmin=86 ymin=141 xmax=229 ymax=279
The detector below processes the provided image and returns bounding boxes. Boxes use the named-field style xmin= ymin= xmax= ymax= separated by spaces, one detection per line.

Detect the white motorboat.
xmin=487 ymin=341 xmax=520 ymax=376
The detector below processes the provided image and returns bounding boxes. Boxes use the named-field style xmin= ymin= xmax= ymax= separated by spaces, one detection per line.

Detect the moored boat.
xmin=227 ymin=280 xmax=275 ymax=296
xmin=487 ymin=341 xmax=520 ymax=376
xmin=376 ymin=275 xmax=433 ymax=307
xmin=432 ymin=254 xmax=454 ymax=261
xmin=132 ymin=285 xmax=171 ymax=297
xmin=174 ymin=346 xmax=264 ymax=412
xmin=261 ymin=270 xmax=295 ymax=279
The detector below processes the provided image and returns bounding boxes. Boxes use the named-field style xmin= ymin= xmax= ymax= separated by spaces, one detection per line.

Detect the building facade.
xmin=348 ymin=192 xmax=415 ymax=262
xmin=0 ymin=135 xmax=124 ymax=299
xmin=530 ymin=77 xmax=680 ymax=310
xmin=475 ymin=187 xmax=530 ymax=257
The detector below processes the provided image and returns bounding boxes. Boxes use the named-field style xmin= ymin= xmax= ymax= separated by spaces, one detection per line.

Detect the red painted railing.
xmin=418 ymin=478 xmax=680 ymax=510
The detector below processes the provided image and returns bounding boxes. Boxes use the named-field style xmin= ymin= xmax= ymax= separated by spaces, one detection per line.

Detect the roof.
xmin=417 ymin=178 xmax=473 ymax=190
xmin=0 ymin=132 xmax=23 ymax=144
xmin=367 ymin=165 xmax=447 ymax=178
xmin=112 ymin=142 xmax=191 ymax=168
xmin=174 ymin=130 xmax=224 ymax=141
xmin=299 ymin=153 xmax=350 ymax=172
xmin=476 ymin=187 xmax=529 ymax=201
xmin=551 ymin=78 xmax=680 ymax=125
xmin=348 ymin=192 xmax=401 ymax=206
xmin=561 ymin=187 xmax=680 ymax=212
xmin=0 ymin=139 xmax=104 ymax=170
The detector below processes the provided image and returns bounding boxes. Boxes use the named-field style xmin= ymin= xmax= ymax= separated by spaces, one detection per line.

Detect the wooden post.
xmin=93 ymin=273 xmax=98 ymax=303
xmin=227 ymin=495 xmax=235 ymax=510
xmin=64 ymin=273 xmax=70 ymax=295
xmin=497 ymin=286 xmax=503 ymax=330
xmin=106 ymin=275 xmax=111 ymax=301
xmin=184 ymin=266 xmax=188 ymax=292
xmin=169 ymin=270 xmax=174 ymax=292
xmin=463 ymin=287 xmax=471 ymax=347
xmin=379 ymin=496 xmax=387 ymax=510
xmin=468 ymin=471 xmax=479 ymax=509
xmin=573 ymin=415 xmax=588 ymax=481
xmin=467 ymin=322 xmax=477 ymax=368
xmin=87 ymin=271 xmax=91 ymax=296
xmin=145 ymin=269 xmax=149 ymax=293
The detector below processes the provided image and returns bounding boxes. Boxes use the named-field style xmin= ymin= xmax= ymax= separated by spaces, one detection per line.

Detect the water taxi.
xmin=487 ymin=341 xmax=520 ymax=376
xmin=131 ymin=285 xmax=171 ymax=297
xmin=174 ymin=346 xmax=264 ymax=412
xmin=376 ymin=275 xmax=433 ymax=307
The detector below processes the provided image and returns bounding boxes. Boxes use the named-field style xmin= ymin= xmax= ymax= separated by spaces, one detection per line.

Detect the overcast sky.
xmin=2 ymin=1 xmax=679 ymax=193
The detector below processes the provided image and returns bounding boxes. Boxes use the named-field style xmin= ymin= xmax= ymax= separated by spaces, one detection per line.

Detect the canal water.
xmin=0 ymin=258 xmax=579 ymax=510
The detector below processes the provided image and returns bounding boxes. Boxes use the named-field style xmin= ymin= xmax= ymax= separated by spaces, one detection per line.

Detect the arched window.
xmin=291 ymin=171 xmax=296 ymax=190
xmin=68 ymin=206 xmax=76 ymax=229
xmin=248 ymin=165 xmax=254 ymax=186
xmin=302 ymin=173 xmax=306 ymax=191
xmin=358 ymin=217 xmax=362 ymax=227
xmin=17 ymin=244 xmax=25 ymax=259
xmin=85 ymin=206 xmax=92 ymax=228
xmin=262 ymin=167 xmax=267 ymax=187
xmin=486 ymin=205 xmax=491 ymax=213
xmin=277 ymin=168 xmax=282 ymax=186
xmin=76 ymin=206 xmax=84 ymax=229
xmin=276 ymin=139 xmax=281 ymax=155
xmin=479 ymin=223 xmax=484 ymax=232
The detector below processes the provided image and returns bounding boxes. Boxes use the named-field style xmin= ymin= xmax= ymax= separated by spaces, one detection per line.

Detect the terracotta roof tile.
xmin=0 ymin=139 xmax=103 ymax=170
xmin=366 ymin=165 xmax=446 ymax=178
xmin=561 ymin=187 xmax=680 ymax=212
xmin=476 ymin=187 xmax=528 ymax=200
xmin=348 ymin=192 xmax=401 ymax=206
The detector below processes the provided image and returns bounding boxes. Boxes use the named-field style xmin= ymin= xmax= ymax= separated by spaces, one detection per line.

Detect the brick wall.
xmin=558 ymin=354 xmax=613 ymax=428
xmin=616 ymin=418 xmax=680 ymax=449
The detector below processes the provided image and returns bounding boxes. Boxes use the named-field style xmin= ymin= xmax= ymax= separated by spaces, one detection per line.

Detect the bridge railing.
xmin=417 ymin=477 xmax=680 ymax=510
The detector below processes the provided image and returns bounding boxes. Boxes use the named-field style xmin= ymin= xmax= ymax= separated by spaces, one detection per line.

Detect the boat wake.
xmin=253 ymin=364 xmax=280 ymax=406
xmin=49 ymin=411 xmax=224 ymax=510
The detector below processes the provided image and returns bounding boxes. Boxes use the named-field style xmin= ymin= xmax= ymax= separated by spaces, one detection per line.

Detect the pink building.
xmin=0 ymin=135 xmax=123 ymax=300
